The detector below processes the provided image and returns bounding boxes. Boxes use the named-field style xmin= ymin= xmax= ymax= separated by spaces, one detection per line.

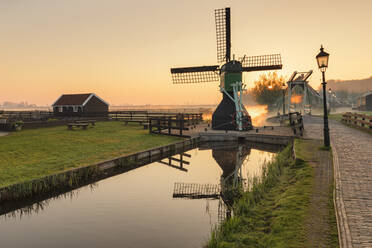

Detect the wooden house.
xmin=356 ymin=91 xmax=372 ymax=111
xmin=52 ymin=93 xmax=109 ymax=117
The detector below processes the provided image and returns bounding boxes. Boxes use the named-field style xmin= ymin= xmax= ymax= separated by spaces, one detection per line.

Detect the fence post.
xmin=157 ymin=118 xmax=161 ymax=134
xmin=149 ymin=119 xmax=152 ymax=133
xmin=168 ymin=117 xmax=171 ymax=135
xmin=180 ymin=114 xmax=184 ymax=136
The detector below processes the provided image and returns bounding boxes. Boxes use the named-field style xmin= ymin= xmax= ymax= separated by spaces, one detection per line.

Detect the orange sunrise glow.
xmin=1 ymin=0 xmax=372 ymax=106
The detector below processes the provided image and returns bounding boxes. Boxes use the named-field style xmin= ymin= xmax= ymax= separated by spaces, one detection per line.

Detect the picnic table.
xmin=67 ymin=123 xmax=89 ymax=130
xmin=123 ymin=119 xmax=147 ymax=125
xmin=75 ymin=120 xmax=96 ymax=126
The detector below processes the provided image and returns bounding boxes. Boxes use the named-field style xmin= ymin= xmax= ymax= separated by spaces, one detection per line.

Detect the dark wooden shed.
xmin=52 ymin=93 xmax=109 ymax=117
xmin=366 ymin=92 xmax=372 ymax=111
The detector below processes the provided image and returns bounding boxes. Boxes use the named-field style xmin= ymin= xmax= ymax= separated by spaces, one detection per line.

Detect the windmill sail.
xmin=240 ymin=54 xmax=283 ymax=72
xmin=170 ymin=65 xmax=220 ymax=84
xmin=215 ymin=8 xmax=231 ymax=63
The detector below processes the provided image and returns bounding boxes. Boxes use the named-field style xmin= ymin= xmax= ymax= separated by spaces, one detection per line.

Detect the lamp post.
xmin=282 ymin=82 xmax=286 ymax=115
xmin=316 ymin=45 xmax=330 ymax=147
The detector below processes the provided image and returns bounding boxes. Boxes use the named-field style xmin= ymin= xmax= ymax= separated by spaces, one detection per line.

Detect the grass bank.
xmin=0 ymin=121 xmax=180 ymax=188
xmin=208 ymin=139 xmax=338 ymax=248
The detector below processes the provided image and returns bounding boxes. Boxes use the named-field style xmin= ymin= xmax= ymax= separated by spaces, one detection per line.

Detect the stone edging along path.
xmin=332 ymin=141 xmax=353 ymax=248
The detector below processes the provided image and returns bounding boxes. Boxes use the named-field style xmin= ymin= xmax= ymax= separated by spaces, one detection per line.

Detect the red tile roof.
xmin=53 ymin=93 xmax=92 ymax=106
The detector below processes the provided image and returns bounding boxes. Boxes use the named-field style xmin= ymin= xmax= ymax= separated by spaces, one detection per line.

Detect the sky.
xmin=1 ymin=0 xmax=372 ymax=106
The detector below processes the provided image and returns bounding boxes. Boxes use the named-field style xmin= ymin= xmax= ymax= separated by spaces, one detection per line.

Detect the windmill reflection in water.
xmin=168 ymin=142 xmax=279 ymax=222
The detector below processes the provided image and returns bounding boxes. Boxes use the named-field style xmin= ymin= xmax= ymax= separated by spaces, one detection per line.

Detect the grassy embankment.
xmin=208 ymin=139 xmax=338 ymax=248
xmin=0 ymin=121 xmax=180 ymax=189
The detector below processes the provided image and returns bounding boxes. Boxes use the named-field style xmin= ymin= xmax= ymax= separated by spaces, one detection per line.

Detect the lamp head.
xmin=316 ymin=45 xmax=329 ymax=72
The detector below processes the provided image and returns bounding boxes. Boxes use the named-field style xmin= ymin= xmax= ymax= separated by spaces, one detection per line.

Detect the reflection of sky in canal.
xmin=0 ymin=144 xmax=276 ymax=248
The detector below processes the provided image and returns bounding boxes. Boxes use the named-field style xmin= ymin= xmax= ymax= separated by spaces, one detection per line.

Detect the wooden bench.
xmin=123 ymin=119 xmax=147 ymax=125
xmin=75 ymin=120 xmax=96 ymax=126
xmin=67 ymin=123 xmax=89 ymax=130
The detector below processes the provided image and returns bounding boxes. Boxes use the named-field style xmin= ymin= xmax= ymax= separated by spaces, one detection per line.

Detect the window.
xmin=59 ymin=107 xmax=63 ymax=112
xmin=73 ymin=106 xmax=78 ymax=112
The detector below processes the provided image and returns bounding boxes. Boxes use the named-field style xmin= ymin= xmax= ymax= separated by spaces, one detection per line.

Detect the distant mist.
xmin=320 ymin=76 xmax=372 ymax=93
xmin=0 ymin=101 xmax=38 ymax=109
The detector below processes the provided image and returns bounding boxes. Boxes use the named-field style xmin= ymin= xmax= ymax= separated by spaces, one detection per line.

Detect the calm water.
xmin=0 ymin=142 xmax=278 ymax=248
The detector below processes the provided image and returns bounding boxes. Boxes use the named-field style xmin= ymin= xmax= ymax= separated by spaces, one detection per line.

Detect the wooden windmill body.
xmin=171 ymin=8 xmax=283 ymax=130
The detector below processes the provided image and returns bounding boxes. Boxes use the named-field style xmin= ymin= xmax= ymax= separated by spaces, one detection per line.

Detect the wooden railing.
xmin=149 ymin=114 xmax=203 ymax=137
xmin=110 ymin=111 xmax=202 ymax=124
xmin=341 ymin=112 xmax=372 ymax=129
xmin=289 ymin=112 xmax=304 ymax=136
xmin=0 ymin=111 xmax=53 ymax=121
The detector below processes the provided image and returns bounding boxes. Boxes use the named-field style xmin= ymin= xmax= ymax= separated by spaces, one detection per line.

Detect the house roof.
xmin=52 ymin=93 xmax=109 ymax=106
xmin=360 ymin=91 xmax=372 ymax=98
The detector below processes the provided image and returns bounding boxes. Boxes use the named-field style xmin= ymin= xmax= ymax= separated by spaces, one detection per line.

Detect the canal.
xmin=0 ymin=142 xmax=280 ymax=248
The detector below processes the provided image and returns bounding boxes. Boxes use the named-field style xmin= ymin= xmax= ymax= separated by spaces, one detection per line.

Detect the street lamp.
xmin=282 ymin=82 xmax=286 ymax=115
xmin=316 ymin=45 xmax=330 ymax=147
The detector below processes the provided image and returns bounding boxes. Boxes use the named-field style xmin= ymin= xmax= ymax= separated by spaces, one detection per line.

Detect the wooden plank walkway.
xmin=181 ymin=123 xmax=296 ymax=145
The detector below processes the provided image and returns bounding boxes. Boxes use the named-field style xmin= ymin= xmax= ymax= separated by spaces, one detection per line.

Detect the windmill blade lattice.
xmin=240 ymin=54 xmax=282 ymax=72
xmin=170 ymin=65 xmax=220 ymax=84
xmin=215 ymin=8 xmax=231 ymax=63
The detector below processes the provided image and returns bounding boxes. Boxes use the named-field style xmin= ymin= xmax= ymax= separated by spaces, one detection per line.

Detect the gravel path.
xmin=304 ymin=115 xmax=372 ymax=248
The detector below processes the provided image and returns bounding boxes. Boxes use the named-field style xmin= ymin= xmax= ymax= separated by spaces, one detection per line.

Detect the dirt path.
xmin=296 ymin=139 xmax=336 ymax=247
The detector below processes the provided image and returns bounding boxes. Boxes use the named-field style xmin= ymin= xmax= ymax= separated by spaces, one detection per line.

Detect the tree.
xmin=250 ymin=72 xmax=286 ymax=109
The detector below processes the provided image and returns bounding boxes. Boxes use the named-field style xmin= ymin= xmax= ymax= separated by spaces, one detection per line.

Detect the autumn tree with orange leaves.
xmin=250 ymin=72 xmax=286 ymax=109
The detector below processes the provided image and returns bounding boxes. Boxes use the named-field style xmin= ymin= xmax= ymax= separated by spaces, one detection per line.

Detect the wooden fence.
xmin=0 ymin=111 xmax=53 ymax=121
xmin=149 ymin=113 xmax=203 ymax=137
xmin=289 ymin=112 xmax=304 ymax=136
xmin=110 ymin=111 xmax=202 ymax=123
xmin=341 ymin=112 xmax=372 ymax=129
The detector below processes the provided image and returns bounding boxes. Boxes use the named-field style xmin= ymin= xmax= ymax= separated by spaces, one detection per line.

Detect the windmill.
xmin=172 ymin=142 xmax=281 ymax=221
xmin=170 ymin=7 xmax=283 ymax=131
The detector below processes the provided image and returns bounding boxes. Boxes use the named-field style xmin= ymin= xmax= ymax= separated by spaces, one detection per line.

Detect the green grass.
xmin=328 ymin=113 xmax=343 ymax=122
xmin=0 ymin=121 xmax=180 ymax=188
xmin=208 ymin=140 xmax=338 ymax=248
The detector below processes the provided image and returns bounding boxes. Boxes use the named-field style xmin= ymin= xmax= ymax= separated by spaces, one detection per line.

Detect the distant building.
xmin=52 ymin=93 xmax=109 ymax=117
xmin=356 ymin=91 xmax=372 ymax=111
